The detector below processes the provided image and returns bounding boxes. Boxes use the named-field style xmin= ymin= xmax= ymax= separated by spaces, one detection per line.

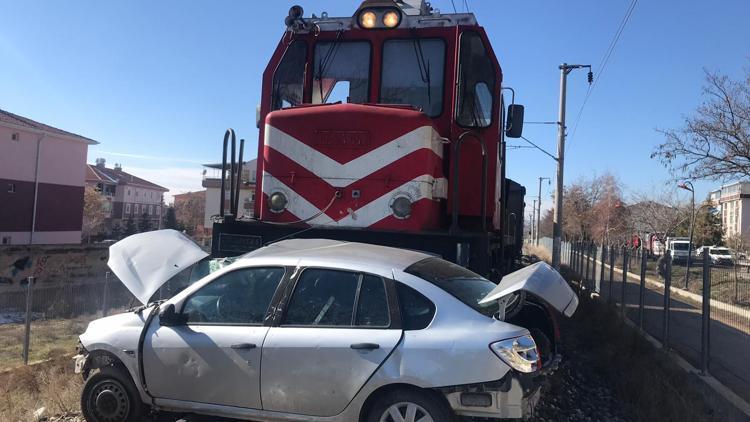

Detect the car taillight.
xmin=490 ymin=335 xmax=540 ymax=373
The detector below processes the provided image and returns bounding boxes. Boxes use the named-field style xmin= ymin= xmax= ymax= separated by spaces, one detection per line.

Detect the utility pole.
xmin=552 ymin=63 xmax=592 ymax=269
xmin=532 ymin=199 xmax=537 ymax=243
xmin=536 ymin=177 xmax=550 ymax=245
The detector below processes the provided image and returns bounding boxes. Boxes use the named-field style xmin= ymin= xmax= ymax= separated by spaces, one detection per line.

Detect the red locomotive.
xmin=212 ymin=0 xmax=527 ymax=280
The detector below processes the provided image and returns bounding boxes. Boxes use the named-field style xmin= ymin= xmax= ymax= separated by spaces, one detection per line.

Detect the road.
xmin=593 ymin=261 xmax=750 ymax=404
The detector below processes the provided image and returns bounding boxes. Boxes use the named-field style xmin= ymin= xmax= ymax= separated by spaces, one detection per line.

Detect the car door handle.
xmin=230 ymin=343 xmax=257 ymax=350
xmin=350 ymin=343 xmax=380 ymax=350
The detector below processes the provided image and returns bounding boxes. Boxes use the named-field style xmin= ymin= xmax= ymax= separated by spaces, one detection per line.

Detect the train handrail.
xmin=450 ymin=130 xmax=488 ymax=234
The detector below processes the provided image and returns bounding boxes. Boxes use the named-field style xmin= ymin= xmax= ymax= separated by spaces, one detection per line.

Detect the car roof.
xmin=239 ymin=238 xmax=432 ymax=272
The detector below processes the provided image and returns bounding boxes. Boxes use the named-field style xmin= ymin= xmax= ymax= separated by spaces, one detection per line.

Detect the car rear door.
xmin=261 ymin=269 xmax=402 ymax=416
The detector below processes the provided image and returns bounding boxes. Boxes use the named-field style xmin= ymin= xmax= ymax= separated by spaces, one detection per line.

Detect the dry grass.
xmin=0 ymin=356 xmax=82 ymax=421
xmin=524 ymin=244 xmax=551 ymax=262
xmin=0 ymin=317 xmax=91 ymax=372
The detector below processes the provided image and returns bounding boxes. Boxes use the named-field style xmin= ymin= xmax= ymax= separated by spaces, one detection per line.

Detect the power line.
xmin=568 ymin=0 xmax=638 ymax=149
xmin=450 ymin=0 xmax=457 ymax=13
xmin=463 ymin=0 xmax=469 ymax=13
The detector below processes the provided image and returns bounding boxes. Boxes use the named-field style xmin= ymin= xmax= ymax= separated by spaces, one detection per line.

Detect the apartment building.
xmin=202 ymin=159 xmax=257 ymax=231
xmin=85 ymin=159 xmax=168 ymax=232
xmin=0 ymin=109 xmax=97 ymax=245
xmin=710 ymin=182 xmax=750 ymax=242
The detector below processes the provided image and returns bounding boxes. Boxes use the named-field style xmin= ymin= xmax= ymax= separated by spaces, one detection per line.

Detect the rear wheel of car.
xmin=81 ymin=366 xmax=145 ymax=422
xmin=368 ymin=389 xmax=454 ymax=422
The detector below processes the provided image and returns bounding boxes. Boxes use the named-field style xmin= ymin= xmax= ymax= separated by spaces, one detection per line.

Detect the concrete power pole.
xmin=536 ymin=177 xmax=550 ymax=246
xmin=552 ymin=63 xmax=592 ymax=269
xmin=531 ymin=199 xmax=537 ymax=243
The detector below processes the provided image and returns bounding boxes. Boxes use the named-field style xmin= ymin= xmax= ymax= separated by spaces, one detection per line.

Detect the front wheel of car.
xmin=368 ymin=389 xmax=454 ymax=422
xmin=81 ymin=366 xmax=145 ymax=422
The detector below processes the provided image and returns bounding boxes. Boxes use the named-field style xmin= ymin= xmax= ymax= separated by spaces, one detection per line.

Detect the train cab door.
xmin=450 ymin=29 xmax=502 ymax=231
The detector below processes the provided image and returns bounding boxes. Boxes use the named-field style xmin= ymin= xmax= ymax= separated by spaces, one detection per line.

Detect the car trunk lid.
xmin=479 ymin=262 xmax=578 ymax=317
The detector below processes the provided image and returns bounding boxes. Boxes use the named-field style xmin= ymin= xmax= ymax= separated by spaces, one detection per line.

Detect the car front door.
xmin=261 ymin=269 xmax=402 ymax=417
xmin=143 ymin=266 xmax=285 ymax=409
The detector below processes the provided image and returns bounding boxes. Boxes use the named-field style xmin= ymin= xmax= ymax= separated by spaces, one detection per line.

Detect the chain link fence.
xmin=539 ymin=238 xmax=750 ymax=404
xmin=0 ymin=269 xmax=192 ymax=370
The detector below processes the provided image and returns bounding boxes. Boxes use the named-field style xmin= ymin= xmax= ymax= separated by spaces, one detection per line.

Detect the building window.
xmin=7 ymin=183 xmax=15 ymax=193
xmin=155 ymin=205 xmax=161 ymax=215
xmin=2 ymin=236 xmax=10 ymax=245
xmin=11 ymin=132 xmax=19 ymax=141
xmin=125 ymin=203 xmax=131 ymax=214
xmin=149 ymin=205 xmax=154 ymax=215
xmin=127 ymin=189 xmax=131 ymax=196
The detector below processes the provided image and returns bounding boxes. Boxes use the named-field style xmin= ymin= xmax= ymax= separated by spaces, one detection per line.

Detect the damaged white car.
xmin=76 ymin=230 xmax=578 ymax=422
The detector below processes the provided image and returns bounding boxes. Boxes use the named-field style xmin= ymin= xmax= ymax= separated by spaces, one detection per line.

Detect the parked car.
xmin=697 ymin=246 xmax=734 ymax=266
xmin=75 ymin=230 xmax=578 ymax=422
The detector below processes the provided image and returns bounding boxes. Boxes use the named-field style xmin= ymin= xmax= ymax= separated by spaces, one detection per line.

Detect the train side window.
xmin=456 ymin=32 xmax=496 ymax=128
xmin=272 ymin=40 xmax=307 ymax=111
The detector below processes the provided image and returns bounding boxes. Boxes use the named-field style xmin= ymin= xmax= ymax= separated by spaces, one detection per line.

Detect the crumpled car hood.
xmin=107 ymin=229 xmax=209 ymax=305
xmin=479 ymin=261 xmax=578 ymax=317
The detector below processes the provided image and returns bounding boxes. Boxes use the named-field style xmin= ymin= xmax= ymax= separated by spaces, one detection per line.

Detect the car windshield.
xmin=405 ymin=257 xmax=497 ymax=317
xmin=711 ymin=248 xmax=731 ymax=255
xmin=672 ymin=243 xmax=691 ymax=250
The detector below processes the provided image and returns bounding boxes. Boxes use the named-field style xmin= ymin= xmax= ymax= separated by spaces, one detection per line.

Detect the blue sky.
xmin=1 ymin=0 xmax=748 ymax=206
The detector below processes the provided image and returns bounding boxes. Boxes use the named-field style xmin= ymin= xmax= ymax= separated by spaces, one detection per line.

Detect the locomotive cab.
xmin=212 ymin=0 xmax=526 ymax=279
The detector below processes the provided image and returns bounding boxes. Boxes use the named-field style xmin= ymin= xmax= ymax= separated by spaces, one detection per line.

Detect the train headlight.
xmin=390 ymin=195 xmax=412 ymax=219
xmin=359 ymin=11 xmax=377 ymax=29
xmin=383 ymin=11 xmax=401 ymax=28
xmin=268 ymin=192 xmax=288 ymax=214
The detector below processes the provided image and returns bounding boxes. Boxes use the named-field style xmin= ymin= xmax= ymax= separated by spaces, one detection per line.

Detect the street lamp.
xmin=678 ymin=181 xmax=696 ymax=289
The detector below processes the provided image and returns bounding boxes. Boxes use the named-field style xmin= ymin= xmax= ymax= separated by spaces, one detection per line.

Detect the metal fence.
xmin=541 ymin=238 xmax=750 ymax=404
xmin=0 ymin=270 xmax=192 ymax=369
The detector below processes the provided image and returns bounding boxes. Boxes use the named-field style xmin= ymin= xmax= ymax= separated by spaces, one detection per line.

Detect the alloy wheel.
xmin=379 ymin=401 xmax=434 ymax=422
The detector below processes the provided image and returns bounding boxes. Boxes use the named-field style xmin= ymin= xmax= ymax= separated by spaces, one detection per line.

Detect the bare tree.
xmin=82 ymin=185 xmax=107 ymax=243
xmin=627 ymin=188 xmax=690 ymax=240
xmin=652 ymin=68 xmax=750 ymax=181
xmin=560 ymin=172 xmax=627 ymax=244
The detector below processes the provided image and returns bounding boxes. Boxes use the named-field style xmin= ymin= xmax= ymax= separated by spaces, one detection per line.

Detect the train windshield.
xmin=381 ymin=39 xmax=445 ymax=117
xmin=312 ymin=41 xmax=371 ymax=104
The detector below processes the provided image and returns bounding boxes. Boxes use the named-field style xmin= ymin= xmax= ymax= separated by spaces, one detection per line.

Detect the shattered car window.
xmin=182 ymin=267 xmax=284 ymax=324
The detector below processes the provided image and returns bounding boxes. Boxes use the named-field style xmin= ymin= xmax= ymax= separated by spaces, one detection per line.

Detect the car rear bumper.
xmin=442 ymin=375 xmax=541 ymax=419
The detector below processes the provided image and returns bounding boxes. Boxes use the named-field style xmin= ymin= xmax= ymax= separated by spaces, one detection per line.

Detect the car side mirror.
xmin=159 ymin=303 xmax=187 ymax=327
xmin=506 ymin=104 xmax=525 ymax=138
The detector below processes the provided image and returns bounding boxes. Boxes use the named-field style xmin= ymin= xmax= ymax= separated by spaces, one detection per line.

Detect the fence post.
xmin=591 ymin=244 xmax=598 ymax=293
xmin=585 ymin=243 xmax=592 ymax=288
xmin=701 ymin=251 xmax=711 ymax=375
xmin=102 ymin=271 xmax=111 ymax=317
xmin=599 ymin=245 xmax=606 ymax=294
xmin=22 ymin=276 xmax=35 ymax=365
xmin=663 ymin=250 xmax=672 ymax=350
xmin=608 ymin=245 xmax=615 ymax=304
xmin=639 ymin=247 xmax=647 ymax=330
xmin=621 ymin=247 xmax=629 ymax=318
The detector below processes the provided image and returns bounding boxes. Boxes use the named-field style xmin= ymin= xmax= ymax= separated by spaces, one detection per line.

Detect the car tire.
xmin=81 ymin=366 xmax=146 ymax=422
xmin=367 ymin=389 xmax=455 ymax=422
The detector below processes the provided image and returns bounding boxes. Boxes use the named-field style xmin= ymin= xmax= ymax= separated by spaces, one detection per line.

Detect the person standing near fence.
xmin=657 ymin=253 xmax=667 ymax=279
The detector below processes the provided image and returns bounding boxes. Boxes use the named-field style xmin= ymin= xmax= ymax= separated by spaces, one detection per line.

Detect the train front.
xmin=213 ymin=0 xmax=526 ymax=278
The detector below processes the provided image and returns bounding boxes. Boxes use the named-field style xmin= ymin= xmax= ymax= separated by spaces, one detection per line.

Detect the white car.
xmin=75 ymin=230 xmax=577 ymax=422
xmin=697 ymin=246 xmax=734 ymax=266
